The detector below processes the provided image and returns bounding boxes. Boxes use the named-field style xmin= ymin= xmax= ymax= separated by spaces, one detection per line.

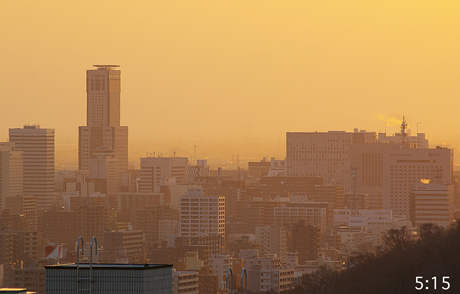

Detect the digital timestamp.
xmin=416 ymin=276 xmax=450 ymax=291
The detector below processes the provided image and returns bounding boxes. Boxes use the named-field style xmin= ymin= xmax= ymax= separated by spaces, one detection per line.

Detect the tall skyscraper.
xmin=9 ymin=125 xmax=55 ymax=211
xmin=286 ymin=129 xmax=375 ymax=190
xmin=78 ymin=65 xmax=128 ymax=187
xmin=0 ymin=142 xmax=23 ymax=211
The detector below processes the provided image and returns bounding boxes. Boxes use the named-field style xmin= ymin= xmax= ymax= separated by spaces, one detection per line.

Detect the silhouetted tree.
xmin=288 ymin=222 xmax=460 ymax=294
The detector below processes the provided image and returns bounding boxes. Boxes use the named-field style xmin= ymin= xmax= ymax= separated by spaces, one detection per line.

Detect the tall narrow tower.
xmin=78 ymin=65 xmax=128 ymax=190
xmin=86 ymin=65 xmax=121 ymax=128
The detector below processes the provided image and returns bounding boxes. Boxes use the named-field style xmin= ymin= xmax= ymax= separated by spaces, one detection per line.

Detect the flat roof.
xmin=45 ymin=263 xmax=173 ymax=270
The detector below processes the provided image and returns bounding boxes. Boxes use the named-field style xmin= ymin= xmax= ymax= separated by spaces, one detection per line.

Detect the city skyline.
xmin=1 ymin=1 xmax=460 ymax=168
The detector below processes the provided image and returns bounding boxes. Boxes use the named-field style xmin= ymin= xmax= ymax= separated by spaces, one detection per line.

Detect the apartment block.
xmin=172 ymin=270 xmax=199 ymax=294
xmin=180 ymin=192 xmax=225 ymax=238
xmin=255 ymin=226 xmax=287 ymax=259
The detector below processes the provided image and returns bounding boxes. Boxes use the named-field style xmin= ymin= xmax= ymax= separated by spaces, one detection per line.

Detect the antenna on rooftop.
xmin=400 ymin=116 xmax=407 ymax=144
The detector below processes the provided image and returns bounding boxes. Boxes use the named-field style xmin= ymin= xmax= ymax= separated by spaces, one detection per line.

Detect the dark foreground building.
xmin=45 ymin=263 xmax=172 ymax=293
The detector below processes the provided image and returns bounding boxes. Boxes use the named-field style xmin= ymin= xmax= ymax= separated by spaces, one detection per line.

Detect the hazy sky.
xmin=1 ymin=1 xmax=459 ymax=166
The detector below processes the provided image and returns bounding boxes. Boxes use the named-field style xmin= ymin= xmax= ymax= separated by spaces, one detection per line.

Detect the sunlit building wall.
xmin=0 ymin=142 xmax=23 ymax=211
xmin=286 ymin=130 xmax=375 ymax=191
xmin=410 ymin=182 xmax=454 ymax=228
xmin=78 ymin=65 xmax=128 ymax=188
xmin=382 ymin=147 xmax=453 ymax=217
xmin=9 ymin=126 xmax=54 ymax=211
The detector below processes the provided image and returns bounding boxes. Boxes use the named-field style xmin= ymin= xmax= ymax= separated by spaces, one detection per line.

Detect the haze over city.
xmin=1 ymin=1 xmax=460 ymax=169
xmin=3 ymin=2 xmax=460 ymax=293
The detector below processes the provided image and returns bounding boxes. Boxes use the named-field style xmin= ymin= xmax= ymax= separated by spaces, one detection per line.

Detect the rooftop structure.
xmin=45 ymin=263 xmax=173 ymax=293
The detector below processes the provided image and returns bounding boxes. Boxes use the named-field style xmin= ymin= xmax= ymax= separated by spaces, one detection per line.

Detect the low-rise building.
xmin=172 ymin=270 xmax=198 ymax=294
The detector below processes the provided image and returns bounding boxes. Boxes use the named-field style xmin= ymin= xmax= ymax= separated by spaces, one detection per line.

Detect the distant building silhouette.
xmin=286 ymin=129 xmax=375 ymax=191
xmin=78 ymin=65 xmax=128 ymax=189
xmin=9 ymin=125 xmax=54 ymax=211
xmin=139 ymin=157 xmax=188 ymax=193
xmin=0 ymin=142 xmax=23 ymax=211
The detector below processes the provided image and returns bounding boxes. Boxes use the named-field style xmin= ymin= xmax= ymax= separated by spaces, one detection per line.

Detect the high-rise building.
xmin=350 ymin=143 xmax=401 ymax=209
xmin=286 ymin=129 xmax=375 ymax=190
xmin=382 ymin=147 xmax=453 ymax=217
xmin=0 ymin=142 xmax=23 ymax=211
xmin=180 ymin=189 xmax=225 ymax=238
xmin=78 ymin=65 xmax=128 ymax=188
xmin=9 ymin=126 xmax=54 ymax=211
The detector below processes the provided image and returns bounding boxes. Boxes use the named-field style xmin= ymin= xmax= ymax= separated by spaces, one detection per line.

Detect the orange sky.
xmin=1 ymin=1 xmax=459 ymax=167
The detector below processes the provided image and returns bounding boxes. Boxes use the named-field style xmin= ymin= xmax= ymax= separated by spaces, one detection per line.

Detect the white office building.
xmin=410 ymin=182 xmax=454 ymax=228
xmin=9 ymin=125 xmax=54 ymax=211
xmin=382 ymin=147 xmax=453 ymax=217
xmin=180 ymin=189 xmax=225 ymax=238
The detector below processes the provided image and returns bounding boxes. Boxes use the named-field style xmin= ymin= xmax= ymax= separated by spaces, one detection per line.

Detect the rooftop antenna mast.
xmin=400 ymin=116 xmax=408 ymax=145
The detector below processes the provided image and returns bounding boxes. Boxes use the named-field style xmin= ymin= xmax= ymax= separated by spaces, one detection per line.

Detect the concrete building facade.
xmin=78 ymin=65 xmax=128 ymax=188
xmin=9 ymin=126 xmax=54 ymax=211
xmin=0 ymin=143 xmax=23 ymax=212
xmin=410 ymin=182 xmax=454 ymax=228
xmin=139 ymin=157 xmax=188 ymax=193
xmin=255 ymin=226 xmax=287 ymax=260
xmin=286 ymin=130 xmax=375 ymax=190
xmin=382 ymin=147 xmax=453 ymax=217
xmin=180 ymin=192 xmax=225 ymax=238
xmin=377 ymin=131 xmax=428 ymax=148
